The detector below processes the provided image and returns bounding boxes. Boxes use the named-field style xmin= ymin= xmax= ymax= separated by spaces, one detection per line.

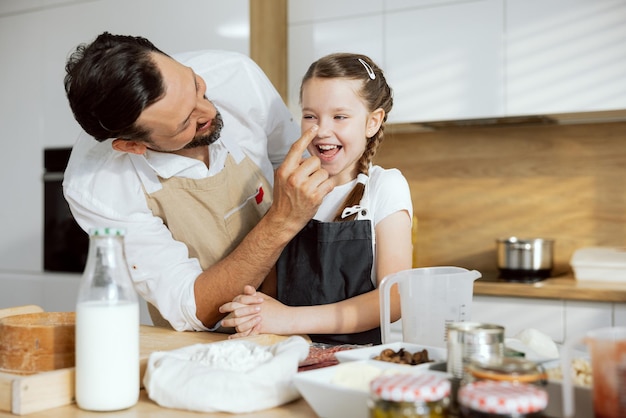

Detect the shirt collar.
xmin=142 ymin=139 xmax=227 ymax=179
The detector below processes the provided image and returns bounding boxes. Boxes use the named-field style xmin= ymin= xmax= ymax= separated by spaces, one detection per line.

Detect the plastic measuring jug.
xmin=561 ymin=327 xmax=626 ymax=418
xmin=380 ymin=266 xmax=481 ymax=347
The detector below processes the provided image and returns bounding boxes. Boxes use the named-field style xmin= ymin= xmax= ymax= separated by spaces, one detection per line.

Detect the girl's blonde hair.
xmin=300 ymin=53 xmax=393 ymax=221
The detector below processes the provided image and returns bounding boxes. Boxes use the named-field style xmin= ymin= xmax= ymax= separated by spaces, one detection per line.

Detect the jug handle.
xmin=379 ymin=273 xmax=402 ymax=344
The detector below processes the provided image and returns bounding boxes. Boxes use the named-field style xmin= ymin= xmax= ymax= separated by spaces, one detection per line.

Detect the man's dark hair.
xmin=64 ymin=32 xmax=168 ymax=142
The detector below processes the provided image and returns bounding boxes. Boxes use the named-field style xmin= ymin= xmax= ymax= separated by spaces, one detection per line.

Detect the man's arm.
xmin=193 ymin=125 xmax=334 ymax=327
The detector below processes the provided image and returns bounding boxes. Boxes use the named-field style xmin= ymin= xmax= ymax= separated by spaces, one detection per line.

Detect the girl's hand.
xmin=219 ymin=285 xmax=264 ymax=336
xmin=220 ymin=288 xmax=294 ymax=338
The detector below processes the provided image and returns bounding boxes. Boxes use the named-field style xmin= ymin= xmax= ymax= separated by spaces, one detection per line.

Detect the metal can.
xmin=458 ymin=380 xmax=548 ymax=417
xmin=447 ymin=322 xmax=505 ymax=379
xmin=369 ymin=373 xmax=450 ymax=418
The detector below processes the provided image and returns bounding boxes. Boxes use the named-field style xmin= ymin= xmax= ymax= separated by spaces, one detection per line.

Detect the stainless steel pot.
xmin=496 ymin=237 xmax=554 ymax=282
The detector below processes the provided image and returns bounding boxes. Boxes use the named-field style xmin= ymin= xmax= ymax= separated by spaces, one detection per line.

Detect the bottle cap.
xmin=458 ymin=380 xmax=548 ymax=414
xmin=89 ymin=227 xmax=126 ymax=236
xmin=370 ymin=373 xmax=450 ymax=402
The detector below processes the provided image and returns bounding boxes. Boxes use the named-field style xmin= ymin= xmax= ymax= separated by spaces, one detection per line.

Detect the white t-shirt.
xmin=314 ymin=165 xmax=413 ymax=285
xmin=63 ymin=50 xmax=300 ymax=331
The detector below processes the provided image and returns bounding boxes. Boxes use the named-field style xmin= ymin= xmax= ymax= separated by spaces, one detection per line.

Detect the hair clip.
xmin=358 ymin=58 xmax=376 ymax=80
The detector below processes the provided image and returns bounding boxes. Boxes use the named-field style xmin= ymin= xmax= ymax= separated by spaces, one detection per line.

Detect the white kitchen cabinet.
xmin=506 ymin=0 xmax=626 ymax=115
xmin=563 ymin=300 xmax=612 ymax=342
xmin=287 ymin=0 xmax=504 ymax=123
xmin=384 ymin=0 xmax=505 ymax=123
xmin=289 ymin=0 xmax=626 ymax=124
xmin=288 ymin=15 xmax=384 ymax=118
xmin=472 ymin=296 xmax=620 ymax=345
xmin=288 ymin=0 xmax=383 ymax=24
xmin=472 ymin=295 xmax=565 ymax=342
xmin=612 ymin=304 xmax=626 ymax=327
xmin=384 ymin=0 xmax=469 ymax=12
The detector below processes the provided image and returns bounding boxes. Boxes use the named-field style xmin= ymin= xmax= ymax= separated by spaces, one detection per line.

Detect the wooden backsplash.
xmin=373 ymin=121 xmax=626 ymax=277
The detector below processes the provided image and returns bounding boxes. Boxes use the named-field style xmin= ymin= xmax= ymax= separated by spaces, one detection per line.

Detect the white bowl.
xmin=293 ymin=360 xmax=450 ymax=418
xmin=335 ymin=341 xmax=447 ymax=367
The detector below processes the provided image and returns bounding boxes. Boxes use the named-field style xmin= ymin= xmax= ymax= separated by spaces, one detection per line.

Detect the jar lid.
xmin=370 ymin=373 xmax=450 ymax=402
xmin=467 ymin=357 xmax=547 ymax=383
xmin=458 ymin=381 xmax=548 ymax=414
xmin=89 ymin=227 xmax=126 ymax=236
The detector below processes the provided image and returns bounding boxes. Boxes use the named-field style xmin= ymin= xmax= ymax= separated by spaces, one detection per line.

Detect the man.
xmin=63 ymin=32 xmax=332 ymax=331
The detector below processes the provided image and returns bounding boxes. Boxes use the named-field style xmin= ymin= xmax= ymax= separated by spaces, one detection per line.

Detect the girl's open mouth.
xmin=317 ymin=144 xmax=342 ymax=157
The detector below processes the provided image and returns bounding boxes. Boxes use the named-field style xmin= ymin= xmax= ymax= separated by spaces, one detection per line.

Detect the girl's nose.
xmin=316 ymin=119 xmax=331 ymax=138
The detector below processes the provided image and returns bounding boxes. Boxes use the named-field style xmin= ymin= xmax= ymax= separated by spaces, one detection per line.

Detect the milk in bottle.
xmin=75 ymin=227 xmax=139 ymax=411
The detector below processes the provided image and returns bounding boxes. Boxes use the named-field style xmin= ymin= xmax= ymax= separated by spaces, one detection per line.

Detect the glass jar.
xmin=75 ymin=227 xmax=139 ymax=411
xmin=464 ymin=357 xmax=547 ymax=386
xmin=458 ymin=380 xmax=548 ymax=418
xmin=369 ymin=373 xmax=450 ymax=418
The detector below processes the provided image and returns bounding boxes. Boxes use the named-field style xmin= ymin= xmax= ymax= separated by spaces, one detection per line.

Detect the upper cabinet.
xmin=288 ymin=0 xmax=626 ymax=123
xmin=288 ymin=1 xmax=384 ymax=120
xmin=505 ymin=0 xmax=626 ymax=116
xmin=384 ymin=0 xmax=504 ymax=123
xmin=288 ymin=0 xmax=383 ymax=23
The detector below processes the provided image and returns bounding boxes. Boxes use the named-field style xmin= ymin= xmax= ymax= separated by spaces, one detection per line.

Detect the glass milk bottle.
xmin=75 ymin=227 xmax=139 ymax=411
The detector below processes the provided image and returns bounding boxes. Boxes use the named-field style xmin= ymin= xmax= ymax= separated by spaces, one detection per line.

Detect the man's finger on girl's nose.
xmin=285 ymin=125 xmax=318 ymax=166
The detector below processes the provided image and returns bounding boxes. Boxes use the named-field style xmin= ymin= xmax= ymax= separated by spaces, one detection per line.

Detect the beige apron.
xmin=144 ymin=153 xmax=272 ymax=328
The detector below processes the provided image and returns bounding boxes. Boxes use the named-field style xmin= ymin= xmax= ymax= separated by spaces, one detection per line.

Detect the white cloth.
xmin=313 ymin=165 xmax=413 ymax=285
xmin=143 ymin=336 xmax=310 ymax=413
xmin=63 ymin=50 xmax=300 ymax=331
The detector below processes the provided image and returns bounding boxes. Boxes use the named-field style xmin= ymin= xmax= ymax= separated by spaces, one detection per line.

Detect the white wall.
xmin=0 ymin=271 xmax=153 ymax=325
xmin=0 ymin=0 xmax=249 ymax=274
xmin=0 ymin=0 xmax=248 ymax=314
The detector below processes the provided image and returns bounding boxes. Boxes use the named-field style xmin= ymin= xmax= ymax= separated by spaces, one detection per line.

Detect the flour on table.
xmin=190 ymin=341 xmax=273 ymax=372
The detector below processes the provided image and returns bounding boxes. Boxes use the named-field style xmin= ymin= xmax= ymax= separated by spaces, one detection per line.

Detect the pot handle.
xmin=379 ymin=272 xmax=402 ymax=344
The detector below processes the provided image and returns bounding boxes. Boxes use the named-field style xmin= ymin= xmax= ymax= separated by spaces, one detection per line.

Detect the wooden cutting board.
xmin=0 ymin=325 xmax=302 ymax=416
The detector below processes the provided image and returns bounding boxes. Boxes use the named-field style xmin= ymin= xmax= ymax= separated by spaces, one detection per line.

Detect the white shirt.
xmin=314 ymin=166 xmax=413 ymax=285
xmin=63 ymin=50 xmax=300 ymax=331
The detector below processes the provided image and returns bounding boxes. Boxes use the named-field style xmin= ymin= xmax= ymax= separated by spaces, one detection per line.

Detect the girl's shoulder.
xmin=368 ymin=165 xmax=408 ymax=187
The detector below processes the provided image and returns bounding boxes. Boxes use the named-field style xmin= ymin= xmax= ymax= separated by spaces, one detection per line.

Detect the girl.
xmin=219 ymin=53 xmax=413 ymax=345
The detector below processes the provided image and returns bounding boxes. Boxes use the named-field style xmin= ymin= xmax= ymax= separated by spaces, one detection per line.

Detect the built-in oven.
xmin=43 ymin=147 xmax=88 ymax=272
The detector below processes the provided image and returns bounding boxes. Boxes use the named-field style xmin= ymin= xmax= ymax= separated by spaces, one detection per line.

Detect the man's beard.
xmin=184 ymin=110 xmax=224 ymax=149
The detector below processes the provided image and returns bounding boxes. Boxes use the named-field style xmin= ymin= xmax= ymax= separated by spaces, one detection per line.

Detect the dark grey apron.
xmin=276 ymin=218 xmax=380 ymax=345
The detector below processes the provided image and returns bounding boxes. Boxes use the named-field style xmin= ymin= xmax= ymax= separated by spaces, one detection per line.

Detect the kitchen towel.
xmin=143 ymin=335 xmax=310 ymax=413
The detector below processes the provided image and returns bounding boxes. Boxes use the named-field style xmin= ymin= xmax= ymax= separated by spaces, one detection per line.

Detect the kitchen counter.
xmin=475 ymin=273 xmax=626 ymax=303
xmin=0 ymin=391 xmax=317 ymax=418
xmin=0 ymin=326 xmax=317 ymax=417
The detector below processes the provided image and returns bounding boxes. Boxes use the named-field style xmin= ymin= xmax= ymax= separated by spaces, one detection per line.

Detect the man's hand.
xmin=193 ymin=126 xmax=333 ymax=328
xmin=268 ymin=125 xmax=333 ymax=235
xmin=219 ymin=285 xmax=264 ymax=337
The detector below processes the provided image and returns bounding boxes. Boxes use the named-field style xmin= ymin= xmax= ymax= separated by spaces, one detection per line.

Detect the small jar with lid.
xmin=458 ymin=380 xmax=548 ymax=418
xmin=369 ymin=373 xmax=450 ymax=418
xmin=464 ymin=357 xmax=548 ymax=387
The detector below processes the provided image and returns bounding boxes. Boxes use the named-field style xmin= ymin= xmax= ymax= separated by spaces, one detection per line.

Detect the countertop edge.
xmin=474 ymin=275 xmax=626 ymax=303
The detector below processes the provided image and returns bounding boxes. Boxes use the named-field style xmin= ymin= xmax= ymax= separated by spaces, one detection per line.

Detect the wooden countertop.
xmin=474 ymin=273 xmax=626 ymax=302
xmin=0 ymin=326 xmax=316 ymax=417
xmin=0 ymin=391 xmax=317 ymax=418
